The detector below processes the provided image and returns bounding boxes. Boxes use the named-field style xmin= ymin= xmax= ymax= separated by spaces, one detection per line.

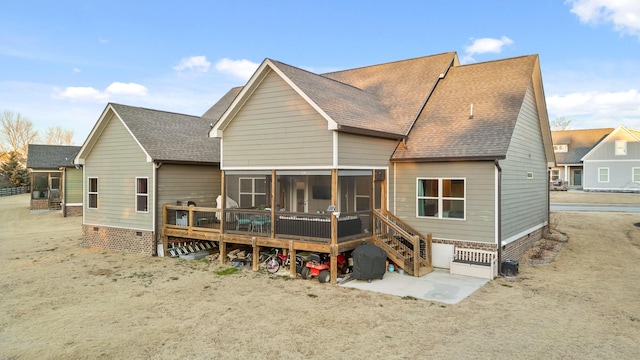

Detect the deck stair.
xmin=371 ymin=210 xmax=432 ymax=277
xmin=49 ymin=198 xmax=62 ymax=211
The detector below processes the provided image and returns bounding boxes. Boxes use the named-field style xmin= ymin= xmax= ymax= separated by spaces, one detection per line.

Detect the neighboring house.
xmin=74 ymin=103 xmax=224 ymax=255
xmin=204 ymin=52 xmax=554 ymax=277
xmin=581 ymin=125 xmax=640 ymax=192
xmin=26 ymin=144 xmax=82 ymax=216
xmin=550 ymin=128 xmax=612 ymax=189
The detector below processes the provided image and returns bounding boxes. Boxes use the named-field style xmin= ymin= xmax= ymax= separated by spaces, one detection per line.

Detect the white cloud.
xmin=55 ymin=82 xmax=148 ymax=102
xmin=214 ymin=58 xmax=259 ymax=80
xmin=546 ymin=89 xmax=640 ymax=126
xmin=568 ymin=0 xmax=640 ymax=38
xmin=105 ymin=82 xmax=148 ymax=96
xmin=72 ymin=68 xmax=81 ymax=73
xmin=462 ymin=36 xmax=514 ymax=63
xmin=173 ymin=55 xmax=211 ymax=72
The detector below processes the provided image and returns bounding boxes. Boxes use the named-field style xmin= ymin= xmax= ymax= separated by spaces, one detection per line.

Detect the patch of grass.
xmin=215 ymin=267 xmax=239 ymax=276
xmin=402 ymin=295 xmax=418 ymax=301
xmin=307 ymin=293 xmax=318 ymax=298
xmin=500 ymin=283 xmax=513 ymax=288
xmin=169 ymin=276 xmax=179 ymax=281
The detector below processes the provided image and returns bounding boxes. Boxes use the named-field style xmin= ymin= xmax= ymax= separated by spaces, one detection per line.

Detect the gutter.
xmin=494 ymin=160 xmax=503 ymax=273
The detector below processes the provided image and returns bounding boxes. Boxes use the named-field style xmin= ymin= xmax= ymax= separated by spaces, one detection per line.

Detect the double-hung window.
xmin=633 ymin=168 xmax=640 ymax=183
xmin=239 ymin=178 xmax=267 ymax=208
xmin=598 ymin=168 xmax=609 ymax=183
xmin=136 ymin=177 xmax=149 ymax=212
xmin=417 ymin=178 xmax=465 ymax=219
xmin=88 ymin=177 xmax=98 ymax=209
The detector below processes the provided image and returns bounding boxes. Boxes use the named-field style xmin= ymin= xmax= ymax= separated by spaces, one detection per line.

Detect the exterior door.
xmin=293 ymin=180 xmax=307 ymax=213
xmin=50 ymin=176 xmax=61 ymax=198
xmin=573 ymin=169 xmax=582 ymax=186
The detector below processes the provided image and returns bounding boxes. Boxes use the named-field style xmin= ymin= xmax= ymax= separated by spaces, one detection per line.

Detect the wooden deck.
xmin=162 ymin=205 xmax=432 ymax=283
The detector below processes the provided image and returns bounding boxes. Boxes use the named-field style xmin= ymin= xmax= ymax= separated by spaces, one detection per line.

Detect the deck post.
xmin=220 ymin=170 xmax=226 ymax=234
xmin=162 ymin=204 xmax=168 ymax=257
xmin=219 ymin=241 xmax=226 ymax=265
xmin=330 ymin=169 xmax=338 ymax=284
xmin=271 ymin=170 xmax=276 ymax=239
xmin=289 ymin=241 xmax=296 ymax=278
xmin=252 ymin=237 xmax=259 ymax=271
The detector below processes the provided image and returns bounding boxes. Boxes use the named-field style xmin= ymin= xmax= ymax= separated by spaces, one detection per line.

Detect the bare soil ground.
xmin=1 ymin=192 xmax=639 ymax=359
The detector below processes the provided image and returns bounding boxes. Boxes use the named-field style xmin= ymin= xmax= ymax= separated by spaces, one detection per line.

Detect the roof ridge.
xmin=457 ymin=54 xmax=538 ymax=68
xmin=268 ymin=59 xmax=368 ymax=93
xmin=321 ymin=51 xmax=457 ymax=76
xmin=109 ymin=102 xmax=200 ymax=118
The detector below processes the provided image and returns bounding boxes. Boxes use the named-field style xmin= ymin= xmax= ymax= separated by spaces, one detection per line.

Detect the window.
xmin=550 ymin=169 xmax=560 ymax=181
xmin=527 ymin=172 xmax=534 ymax=179
xmin=88 ymin=177 xmax=98 ymax=209
xmin=553 ymin=144 xmax=568 ymax=153
xmin=136 ymin=177 xmax=148 ymax=212
xmin=239 ymin=177 xmax=267 ymax=208
xmin=417 ymin=178 xmax=465 ymax=219
xmin=598 ymin=168 xmax=609 ymax=183
xmin=633 ymin=168 xmax=640 ymax=183
xmin=615 ymin=140 xmax=627 ymax=156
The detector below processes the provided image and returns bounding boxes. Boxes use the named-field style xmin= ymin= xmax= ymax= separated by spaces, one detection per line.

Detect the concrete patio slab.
xmin=340 ymin=268 xmax=489 ymax=304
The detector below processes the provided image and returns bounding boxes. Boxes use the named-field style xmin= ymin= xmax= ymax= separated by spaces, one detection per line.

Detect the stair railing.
xmin=372 ymin=210 xmax=432 ymax=276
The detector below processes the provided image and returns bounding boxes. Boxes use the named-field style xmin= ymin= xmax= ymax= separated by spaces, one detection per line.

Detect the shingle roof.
xmin=551 ymin=128 xmax=613 ymax=164
xmin=110 ymin=104 xmax=220 ymax=163
xmin=392 ymin=55 xmax=539 ymax=161
xmin=321 ymin=52 xmax=457 ymax=136
xmin=27 ymin=144 xmax=81 ymax=168
xmin=270 ymin=60 xmax=399 ymax=136
xmin=202 ymin=87 xmax=243 ymax=120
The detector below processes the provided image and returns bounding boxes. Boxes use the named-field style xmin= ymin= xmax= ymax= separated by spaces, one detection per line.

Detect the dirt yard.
xmin=1 ymin=192 xmax=639 ymax=359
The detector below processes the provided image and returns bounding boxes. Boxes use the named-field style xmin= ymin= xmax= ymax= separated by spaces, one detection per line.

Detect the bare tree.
xmin=0 ymin=110 xmax=39 ymax=158
xmin=550 ymin=116 xmax=573 ymax=131
xmin=45 ymin=125 xmax=74 ymax=145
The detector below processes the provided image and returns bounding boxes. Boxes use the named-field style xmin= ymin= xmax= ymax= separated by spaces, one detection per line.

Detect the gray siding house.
xmin=550 ymin=128 xmax=612 ymax=189
xmin=209 ymin=52 xmax=554 ymax=271
xmin=581 ymin=125 xmax=640 ymax=192
xmin=75 ymin=104 xmax=223 ymax=255
xmin=26 ymin=144 xmax=82 ymax=216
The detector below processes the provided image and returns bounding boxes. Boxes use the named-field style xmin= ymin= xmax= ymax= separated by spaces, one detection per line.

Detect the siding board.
xmin=84 ymin=112 xmax=154 ymax=230
xmin=223 ymin=72 xmax=333 ymax=168
xmin=500 ymin=84 xmax=548 ymax=241
xmin=392 ymin=161 xmax=496 ymax=243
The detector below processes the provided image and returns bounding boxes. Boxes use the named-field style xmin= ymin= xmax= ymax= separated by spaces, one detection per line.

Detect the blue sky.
xmin=1 ymin=0 xmax=639 ymax=145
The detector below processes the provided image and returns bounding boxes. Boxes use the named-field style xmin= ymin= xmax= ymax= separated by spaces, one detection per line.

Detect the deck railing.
xmin=163 ymin=204 xmax=371 ymax=243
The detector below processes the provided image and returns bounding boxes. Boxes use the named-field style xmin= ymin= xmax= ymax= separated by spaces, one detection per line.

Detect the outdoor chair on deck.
xmin=250 ymin=214 xmax=270 ymax=233
xmin=236 ymin=214 xmax=252 ymax=231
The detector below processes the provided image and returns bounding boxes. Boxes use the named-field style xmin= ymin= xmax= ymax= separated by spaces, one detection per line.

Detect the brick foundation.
xmin=63 ymin=205 xmax=82 ymax=217
xmin=81 ymin=225 xmax=154 ymax=256
xmin=502 ymin=226 xmax=546 ymax=261
xmin=433 ymin=238 xmax=498 ymax=252
xmin=30 ymin=199 xmax=49 ymax=210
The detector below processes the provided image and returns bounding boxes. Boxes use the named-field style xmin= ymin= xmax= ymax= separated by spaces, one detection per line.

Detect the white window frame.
xmin=598 ymin=168 xmax=609 ymax=183
xmin=135 ymin=177 xmax=149 ymax=213
xmin=550 ymin=169 xmax=560 ymax=181
xmin=615 ymin=140 xmax=627 ymax=156
xmin=633 ymin=167 xmax=640 ymax=183
xmin=416 ymin=178 xmax=466 ymax=220
xmin=88 ymin=177 xmax=98 ymax=209
xmin=239 ymin=177 xmax=267 ymax=208
xmin=553 ymin=144 xmax=568 ymax=153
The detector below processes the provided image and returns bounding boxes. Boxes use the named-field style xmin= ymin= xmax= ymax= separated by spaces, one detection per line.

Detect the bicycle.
xmin=262 ymin=249 xmax=305 ymax=274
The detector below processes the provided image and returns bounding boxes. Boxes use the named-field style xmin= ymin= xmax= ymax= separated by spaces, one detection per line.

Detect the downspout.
xmin=494 ymin=160 xmax=503 ymax=273
xmin=154 ymin=161 xmax=162 ymax=256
